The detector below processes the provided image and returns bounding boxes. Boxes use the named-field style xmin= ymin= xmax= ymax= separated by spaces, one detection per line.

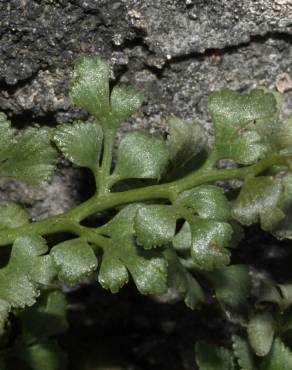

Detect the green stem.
xmin=98 ymin=128 xmax=115 ymax=194
xmin=200 ymin=148 xmax=218 ymax=170
xmin=0 ymin=152 xmax=286 ymax=247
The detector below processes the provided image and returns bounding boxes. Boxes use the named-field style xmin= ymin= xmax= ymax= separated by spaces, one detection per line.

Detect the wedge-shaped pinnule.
xmin=113 ymin=131 xmax=170 ymax=181
xmin=70 ymin=56 xmax=110 ymax=122
xmin=98 ymin=204 xmax=168 ymax=295
xmin=166 ymin=116 xmax=206 ymax=168
xmin=0 ymin=236 xmax=56 ymax=309
xmin=70 ymin=56 xmax=143 ymax=128
xmin=0 ymin=113 xmax=57 ymax=186
xmin=172 ymin=203 xmax=233 ymax=272
xmin=247 ymin=312 xmax=275 ymax=357
xmin=53 ymin=121 xmax=103 ymax=173
xmin=0 ymin=201 xmax=30 ymax=230
xmin=195 ymin=341 xmax=237 ymax=370
xmin=189 ymin=217 xmax=233 ymax=271
xmin=164 ymin=247 xmax=204 ymax=310
xmin=135 ymin=205 xmax=177 ymax=249
xmin=232 ymin=335 xmax=257 ymax=370
xmin=172 ymin=221 xmax=192 ymax=253
xmin=110 ymin=84 xmax=144 ymax=125
xmin=207 ymin=264 xmax=251 ymax=314
xmin=20 ymin=290 xmax=68 ymax=342
xmin=176 ymin=185 xmax=231 ymax=221
xmin=50 ymin=238 xmax=97 ymax=285
xmin=209 ymin=88 xmax=280 ymax=165
xmin=260 ymin=338 xmax=292 ymax=370
xmin=232 ymin=176 xmax=284 ymax=231
xmin=19 ymin=339 xmax=67 ymax=370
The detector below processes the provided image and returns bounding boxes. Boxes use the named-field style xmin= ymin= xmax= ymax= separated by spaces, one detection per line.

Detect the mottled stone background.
xmin=0 ymin=1 xmax=292 ymax=369
xmin=1 ymin=0 xmax=292 ymax=218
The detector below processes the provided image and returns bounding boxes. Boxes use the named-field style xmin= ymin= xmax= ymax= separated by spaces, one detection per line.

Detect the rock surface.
xmin=1 ymin=1 xmax=292 ymax=369
xmin=0 ymin=0 xmax=291 ymax=223
xmin=1 ymin=1 xmax=291 ymax=218
xmin=1 ymin=0 xmax=291 ymax=126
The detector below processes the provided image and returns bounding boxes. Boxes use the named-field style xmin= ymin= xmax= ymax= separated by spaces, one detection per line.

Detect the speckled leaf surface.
xmin=177 ymin=185 xmax=231 ymax=221
xmin=260 ymin=338 xmax=292 ymax=370
xmin=113 ymin=131 xmax=169 ymax=180
xmin=98 ymin=205 xmax=168 ymax=295
xmin=232 ymin=335 xmax=257 ymax=370
xmin=167 ymin=116 xmax=206 ymax=168
xmin=54 ymin=121 xmax=103 ymax=172
xmin=232 ymin=177 xmax=284 ymax=231
xmin=165 ymin=247 xmax=204 ymax=309
xmin=0 ymin=201 xmax=30 ymax=230
xmin=135 ymin=205 xmax=177 ymax=249
xmin=0 ymin=113 xmax=57 ymax=186
xmin=189 ymin=217 xmax=233 ymax=271
xmin=70 ymin=56 xmax=110 ymax=123
xmin=209 ymin=89 xmax=279 ymax=164
xmin=208 ymin=265 xmax=251 ymax=314
xmin=247 ymin=312 xmax=275 ymax=357
xmin=51 ymin=238 xmax=97 ymax=285
xmin=0 ymin=236 xmax=55 ymax=309
xmin=110 ymin=85 xmax=144 ymax=125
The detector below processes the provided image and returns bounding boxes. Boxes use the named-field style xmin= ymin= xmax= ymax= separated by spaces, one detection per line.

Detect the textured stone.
xmin=0 ymin=0 xmax=292 ymax=218
xmin=1 ymin=2 xmax=292 ymax=368
xmin=127 ymin=0 xmax=292 ymax=56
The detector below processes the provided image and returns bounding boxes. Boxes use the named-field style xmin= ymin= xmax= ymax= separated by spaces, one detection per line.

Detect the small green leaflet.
xmin=135 ymin=205 xmax=177 ymax=249
xmin=207 ymin=265 xmax=251 ymax=314
xmin=232 ymin=335 xmax=257 ymax=370
xmin=189 ymin=217 xmax=233 ymax=271
xmin=20 ymin=340 xmax=67 ymax=370
xmin=99 ymin=238 xmax=168 ymax=295
xmin=260 ymin=338 xmax=292 ymax=370
xmin=172 ymin=221 xmax=192 ymax=252
xmin=195 ymin=341 xmax=237 ymax=370
xmin=232 ymin=177 xmax=284 ymax=231
xmin=110 ymin=84 xmax=144 ymax=125
xmin=166 ymin=116 xmax=206 ymax=168
xmin=172 ymin=216 xmax=233 ymax=271
xmin=0 ymin=113 xmax=57 ymax=186
xmin=51 ymin=238 xmax=97 ymax=285
xmin=0 ymin=201 xmax=30 ymax=230
xmin=247 ymin=312 xmax=275 ymax=357
xmin=164 ymin=247 xmax=204 ymax=309
xmin=0 ymin=236 xmax=56 ymax=309
xmin=98 ymin=204 xmax=168 ymax=295
xmin=70 ymin=56 xmax=110 ymax=123
xmin=20 ymin=290 xmax=68 ymax=343
xmin=54 ymin=121 xmax=103 ymax=173
xmin=70 ymin=56 xmax=143 ymax=127
xmin=176 ymin=185 xmax=231 ymax=221
xmin=209 ymin=89 xmax=279 ymax=164
xmin=31 ymin=255 xmax=57 ymax=286
xmin=113 ymin=131 xmax=169 ymax=181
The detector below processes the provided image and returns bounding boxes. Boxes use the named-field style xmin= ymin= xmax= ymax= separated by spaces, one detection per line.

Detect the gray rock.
xmin=0 ymin=0 xmax=292 ymax=218
xmin=127 ymin=0 xmax=292 ymax=56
